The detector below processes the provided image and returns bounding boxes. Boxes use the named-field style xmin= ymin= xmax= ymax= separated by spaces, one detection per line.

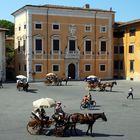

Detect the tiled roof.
xmin=12 ymin=4 xmax=115 ymax=15
xmin=118 ymin=19 xmax=140 ymax=27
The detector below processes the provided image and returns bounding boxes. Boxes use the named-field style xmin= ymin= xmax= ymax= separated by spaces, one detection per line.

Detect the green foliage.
xmin=6 ymin=45 xmax=15 ymax=65
xmin=0 ymin=20 xmax=14 ymax=36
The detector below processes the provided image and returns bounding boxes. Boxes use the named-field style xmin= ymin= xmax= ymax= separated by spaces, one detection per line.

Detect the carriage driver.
xmin=54 ymin=101 xmax=65 ymax=120
xmin=40 ymin=106 xmax=49 ymax=122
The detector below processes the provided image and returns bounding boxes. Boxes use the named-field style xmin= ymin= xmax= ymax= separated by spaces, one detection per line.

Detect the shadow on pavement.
xmin=27 ymin=89 xmax=38 ymax=93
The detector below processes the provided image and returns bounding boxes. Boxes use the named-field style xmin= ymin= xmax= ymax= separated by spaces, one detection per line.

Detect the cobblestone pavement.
xmin=0 ymin=80 xmax=140 ymax=140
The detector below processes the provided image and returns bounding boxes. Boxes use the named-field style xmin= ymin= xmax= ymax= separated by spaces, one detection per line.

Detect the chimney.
xmin=110 ymin=7 xmax=112 ymax=11
xmin=84 ymin=4 xmax=90 ymax=9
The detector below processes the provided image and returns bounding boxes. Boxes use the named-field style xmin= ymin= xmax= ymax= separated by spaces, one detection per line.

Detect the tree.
xmin=0 ymin=20 xmax=14 ymax=36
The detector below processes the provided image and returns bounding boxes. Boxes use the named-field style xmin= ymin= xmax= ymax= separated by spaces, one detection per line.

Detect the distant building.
xmin=12 ymin=4 xmax=115 ymax=81
xmin=0 ymin=28 xmax=7 ymax=81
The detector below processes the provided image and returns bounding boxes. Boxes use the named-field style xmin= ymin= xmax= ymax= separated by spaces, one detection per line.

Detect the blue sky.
xmin=1 ymin=0 xmax=140 ymax=22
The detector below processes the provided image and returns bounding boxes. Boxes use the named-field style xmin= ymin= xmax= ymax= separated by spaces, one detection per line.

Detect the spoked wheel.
xmin=80 ymin=102 xmax=85 ymax=110
xmin=26 ymin=121 xmax=41 ymax=135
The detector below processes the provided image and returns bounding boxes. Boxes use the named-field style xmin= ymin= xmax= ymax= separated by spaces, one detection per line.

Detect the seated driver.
xmin=54 ymin=101 xmax=65 ymax=121
xmin=40 ymin=106 xmax=49 ymax=122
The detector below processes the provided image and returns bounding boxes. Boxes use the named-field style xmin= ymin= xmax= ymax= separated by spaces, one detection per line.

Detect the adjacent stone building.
xmin=114 ymin=19 xmax=140 ymax=81
xmin=0 ymin=28 xmax=7 ymax=81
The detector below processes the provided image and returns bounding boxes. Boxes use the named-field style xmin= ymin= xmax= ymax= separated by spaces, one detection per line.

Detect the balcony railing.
xmin=64 ymin=50 xmax=80 ymax=59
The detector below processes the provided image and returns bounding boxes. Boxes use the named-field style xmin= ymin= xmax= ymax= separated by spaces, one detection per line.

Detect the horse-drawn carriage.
xmin=16 ymin=75 xmax=29 ymax=91
xmin=27 ymin=98 xmax=71 ymax=136
xmin=85 ymin=75 xmax=102 ymax=91
xmin=44 ymin=73 xmax=62 ymax=86
xmin=85 ymin=75 xmax=117 ymax=91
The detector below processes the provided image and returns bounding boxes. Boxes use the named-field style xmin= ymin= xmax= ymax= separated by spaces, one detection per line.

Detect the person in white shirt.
xmin=127 ymin=87 xmax=133 ymax=99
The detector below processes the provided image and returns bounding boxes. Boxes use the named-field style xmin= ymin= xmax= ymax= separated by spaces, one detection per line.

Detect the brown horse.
xmin=102 ymin=81 xmax=117 ymax=91
xmin=69 ymin=112 xmax=107 ymax=136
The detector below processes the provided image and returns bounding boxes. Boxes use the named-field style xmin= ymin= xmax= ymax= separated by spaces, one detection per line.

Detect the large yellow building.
xmin=12 ymin=4 xmax=115 ymax=81
xmin=114 ymin=19 xmax=140 ymax=81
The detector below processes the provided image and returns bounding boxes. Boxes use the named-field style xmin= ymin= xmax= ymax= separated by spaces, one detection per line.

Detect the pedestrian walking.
xmin=127 ymin=87 xmax=133 ymax=99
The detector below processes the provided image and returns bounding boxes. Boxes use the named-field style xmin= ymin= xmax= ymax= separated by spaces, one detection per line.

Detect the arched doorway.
xmin=68 ymin=63 xmax=75 ymax=79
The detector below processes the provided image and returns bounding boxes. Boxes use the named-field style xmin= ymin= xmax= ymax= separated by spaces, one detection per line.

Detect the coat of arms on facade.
xmin=69 ymin=24 xmax=76 ymax=36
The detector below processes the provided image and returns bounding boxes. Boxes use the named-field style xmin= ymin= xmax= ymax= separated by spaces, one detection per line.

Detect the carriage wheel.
xmin=26 ymin=121 xmax=41 ymax=135
xmin=93 ymin=101 xmax=96 ymax=107
xmin=80 ymin=102 xmax=85 ymax=110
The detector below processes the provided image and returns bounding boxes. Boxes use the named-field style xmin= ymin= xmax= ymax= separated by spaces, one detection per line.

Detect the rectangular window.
xmin=53 ymin=65 xmax=59 ymax=72
xmin=114 ymin=61 xmax=119 ymax=70
xmin=114 ymin=60 xmax=123 ymax=70
xmin=129 ymin=45 xmax=134 ymax=53
xmin=85 ymin=24 xmax=92 ymax=32
xmin=85 ymin=40 xmax=91 ymax=51
xmin=69 ymin=40 xmax=75 ymax=51
xmin=35 ymin=39 xmax=42 ymax=51
xmin=24 ymin=24 xmax=26 ymax=29
xmin=120 ymin=60 xmax=123 ymax=70
xmin=100 ymin=64 xmax=106 ymax=71
xmin=24 ymin=64 xmax=26 ymax=71
xmin=100 ymin=26 xmax=107 ymax=33
xmin=114 ymin=46 xmax=118 ymax=54
xmin=52 ymin=23 xmax=60 ymax=30
xmin=130 ymin=60 xmax=134 ymax=72
xmin=113 ymin=31 xmax=124 ymax=38
xmin=18 ymin=41 xmax=20 ymax=53
xmin=35 ymin=65 xmax=42 ymax=72
xmin=101 ymin=41 xmax=106 ymax=53
xmin=129 ymin=28 xmax=136 ymax=36
xmin=119 ymin=46 xmax=124 ymax=54
xmin=35 ymin=23 xmax=42 ymax=29
xmin=18 ymin=26 xmax=21 ymax=31
xmin=23 ymin=40 xmax=26 ymax=52
xmin=85 ymin=64 xmax=91 ymax=71
xmin=53 ymin=39 xmax=59 ymax=51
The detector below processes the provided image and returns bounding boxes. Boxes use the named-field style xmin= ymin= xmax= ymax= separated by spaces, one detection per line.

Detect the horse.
xmin=62 ymin=77 xmax=71 ymax=86
xmin=69 ymin=112 xmax=107 ymax=136
xmin=16 ymin=81 xmax=29 ymax=91
xmin=102 ymin=81 xmax=117 ymax=91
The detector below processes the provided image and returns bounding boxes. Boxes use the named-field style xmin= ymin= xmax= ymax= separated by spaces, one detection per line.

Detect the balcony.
xmin=64 ymin=50 xmax=80 ymax=59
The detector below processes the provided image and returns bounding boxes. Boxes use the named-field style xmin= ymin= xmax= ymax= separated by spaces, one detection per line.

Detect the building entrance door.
xmin=68 ymin=63 xmax=75 ymax=79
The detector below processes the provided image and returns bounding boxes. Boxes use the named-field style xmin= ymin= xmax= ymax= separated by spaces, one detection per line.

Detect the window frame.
xmin=130 ymin=60 xmax=134 ymax=72
xmin=52 ymin=23 xmax=60 ymax=31
xmin=34 ymin=37 xmax=43 ymax=54
xmin=99 ymin=64 xmax=106 ymax=72
xmin=35 ymin=64 xmax=43 ymax=73
xmin=100 ymin=26 xmax=107 ymax=33
xmin=85 ymin=24 xmax=92 ymax=32
xmin=84 ymin=64 xmax=91 ymax=72
xmin=52 ymin=64 xmax=60 ymax=72
xmin=100 ymin=40 xmax=107 ymax=54
xmin=84 ymin=39 xmax=92 ymax=53
xmin=34 ymin=22 xmax=42 ymax=30
xmin=129 ymin=45 xmax=134 ymax=53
